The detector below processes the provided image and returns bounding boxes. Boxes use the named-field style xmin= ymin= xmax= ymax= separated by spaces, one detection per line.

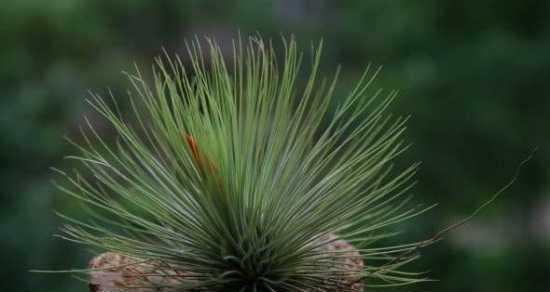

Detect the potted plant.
xmin=53 ymin=36 xmax=434 ymax=292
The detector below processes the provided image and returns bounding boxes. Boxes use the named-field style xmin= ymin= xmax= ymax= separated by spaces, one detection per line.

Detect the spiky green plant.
xmin=54 ymin=36 xmax=433 ymax=291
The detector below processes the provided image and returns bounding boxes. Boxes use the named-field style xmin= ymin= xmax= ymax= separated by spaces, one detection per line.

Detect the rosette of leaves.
xmin=54 ymin=36 xmax=432 ymax=292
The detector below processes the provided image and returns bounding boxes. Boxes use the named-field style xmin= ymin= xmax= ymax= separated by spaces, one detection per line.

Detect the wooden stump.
xmin=88 ymin=233 xmax=363 ymax=292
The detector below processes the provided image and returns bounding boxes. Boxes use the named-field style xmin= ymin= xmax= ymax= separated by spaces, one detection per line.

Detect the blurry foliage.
xmin=1 ymin=0 xmax=549 ymax=291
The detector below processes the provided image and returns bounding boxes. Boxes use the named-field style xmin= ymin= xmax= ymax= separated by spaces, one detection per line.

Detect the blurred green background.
xmin=1 ymin=0 xmax=550 ymax=291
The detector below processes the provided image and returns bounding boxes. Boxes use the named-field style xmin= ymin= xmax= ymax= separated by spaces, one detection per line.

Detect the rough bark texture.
xmin=88 ymin=233 xmax=364 ymax=292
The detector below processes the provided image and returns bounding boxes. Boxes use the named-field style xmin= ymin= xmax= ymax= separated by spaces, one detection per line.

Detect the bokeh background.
xmin=2 ymin=1 xmax=550 ymax=291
